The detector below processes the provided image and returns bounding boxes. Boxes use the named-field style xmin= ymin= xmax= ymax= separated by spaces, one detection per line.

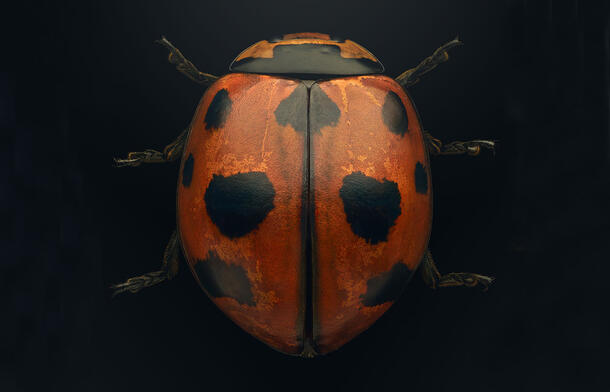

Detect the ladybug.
xmin=112 ymin=32 xmax=495 ymax=357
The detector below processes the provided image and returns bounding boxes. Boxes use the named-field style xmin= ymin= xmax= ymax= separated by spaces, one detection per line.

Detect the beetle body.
xmin=177 ymin=33 xmax=432 ymax=356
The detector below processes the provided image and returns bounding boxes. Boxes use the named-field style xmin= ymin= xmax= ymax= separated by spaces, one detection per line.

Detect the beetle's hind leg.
xmin=424 ymin=131 xmax=496 ymax=157
xmin=114 ymin=127 xmax=188 ymax=167
xmin=156 ymin=36 xmax=219 ymax=87
xmin=419 ymin=250 xmax=493 ymax=290
xmin=395 ymin=37 xmax=462 ymax=88
xmin=110 ymin=230 xmax=181 ymax=297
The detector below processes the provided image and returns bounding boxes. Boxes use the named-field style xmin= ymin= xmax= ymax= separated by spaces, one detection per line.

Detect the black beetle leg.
xmin=419 ymin=249 xmax=494 ymax=291
xmin=114 ymin=127 xmax=188 ymax=167
xmin=156 ymin=36 xmax=219 ymax=87
xmin=110 ymin=230 xmax=181 ymax=297
xmin=395 ymin=37 xmax=462 ymax=88
xmin=423 ymin=130 xmax=496 ymax=157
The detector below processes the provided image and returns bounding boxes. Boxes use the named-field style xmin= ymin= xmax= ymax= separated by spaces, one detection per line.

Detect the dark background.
xmin=4 ymin=0 xmax=609 ymax=391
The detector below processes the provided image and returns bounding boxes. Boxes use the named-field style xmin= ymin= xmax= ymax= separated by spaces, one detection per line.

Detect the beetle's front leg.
xmin=396 ymin=38 xmax=462 ymax=88
xmin=423 ymin=131 xmax=496 ymax=157
xmin=114 ymin=128 xmax=188 ymax=167
xmin=110 ymin=230 xmax=181 ymax=297
xmin=419 ymin=250 xmax=494 ymax=290
xmin=156 ymin=36 xmax=219 ymax=87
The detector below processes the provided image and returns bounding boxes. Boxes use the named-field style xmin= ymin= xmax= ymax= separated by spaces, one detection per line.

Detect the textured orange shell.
xmin=177 ymin=73 xmax=432 ymax=355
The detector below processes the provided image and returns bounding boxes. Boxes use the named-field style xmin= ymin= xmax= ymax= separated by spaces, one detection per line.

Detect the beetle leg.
xmin=419 ymin=249 xmax=494 ymax=291
xmin=395 ymin=37 xmax=462 ymax=88
xmin=110 ymin=230 xmax=181 ymax=297
xmin=156 ymin=36 xmax=219 ymax=87
xmin=423 ymin=131 xmax=496 ymax=157
xmin=114 ymin=127 xmax=188 ymax=167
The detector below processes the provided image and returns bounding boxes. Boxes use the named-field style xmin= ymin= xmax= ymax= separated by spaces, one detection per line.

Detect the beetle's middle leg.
xmin=419 ymin=249 xmax=494 ymax=290
xmin=114 ymin=127 xmax=188 ymax=167
xmin=424 ymin=131 xmax=496 ymax=157
xmin=110 ymin=230 xmax=181 ymax=297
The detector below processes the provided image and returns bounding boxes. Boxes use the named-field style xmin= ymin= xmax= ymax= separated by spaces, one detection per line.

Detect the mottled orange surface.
xmin=178 ymin=73 xmax=432 ymax=355
xmin=310 ymin=76 xmax=432 ymax=354
xmin=177 ymin=73 xmax=307 ymax=355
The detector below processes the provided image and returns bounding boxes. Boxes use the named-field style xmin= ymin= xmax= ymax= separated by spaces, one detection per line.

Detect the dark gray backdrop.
xmin=4 ymin=0 xmax=609 ymax=391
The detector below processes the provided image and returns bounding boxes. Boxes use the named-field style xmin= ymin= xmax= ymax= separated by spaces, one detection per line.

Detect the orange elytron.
xmin=112 ymin=32 xmax=494 ymax=357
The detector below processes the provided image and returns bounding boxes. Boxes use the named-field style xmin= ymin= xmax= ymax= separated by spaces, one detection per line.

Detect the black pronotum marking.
xmin=230 ymin=44 xmax=384 ymax=76
xmin=339 ymin=172 xmax=401 ymax=244
xmin=274 ymin=84 xmax=308 ymax=132
xmin=204 ymin=172 xmax=276 ymax=238
xmin=414 ymin=162 xmax=428 ymax=194
xmin=204 ymin=89 xmax=232 ymax=130
xmin=361 ymin=262 xmax=412 ymax=307
xmin=382 ymin=91 xmax=409 ymax=136
xmin=310 ymin=84 xmax=340 ymax=133
xmin=182 ymin=154 xmax=194 ymax=187
xmin=194 ymin=251 xmax=255 ymax=306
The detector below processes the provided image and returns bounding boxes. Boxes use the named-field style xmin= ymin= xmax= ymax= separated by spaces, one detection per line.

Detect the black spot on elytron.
xmin=182 ymin=154 xmax=194 ymax=187
xmin=204 ymin=89 xmax=232 ymax=130
xmin=194 ymin=251 xmax=255 ymax=306
xmin=361 ymin=262 xmax=412 ymax=307
xmin=274 ymin=84 xmax=308 ymax=132
xmin=204 ymin=172 xmax=275 ymax=238
xmin=339 ymin=172 xmax=401 ymax=244
xmin=310 ymin=84 xmax=340 ymax=133
xmin=382 ymin=91 xmax=409 ymax=136
xmin=230 ymin=44 xmax=384 ymax=76
xmin=415 ymin=162 xmax=428 ymax=194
